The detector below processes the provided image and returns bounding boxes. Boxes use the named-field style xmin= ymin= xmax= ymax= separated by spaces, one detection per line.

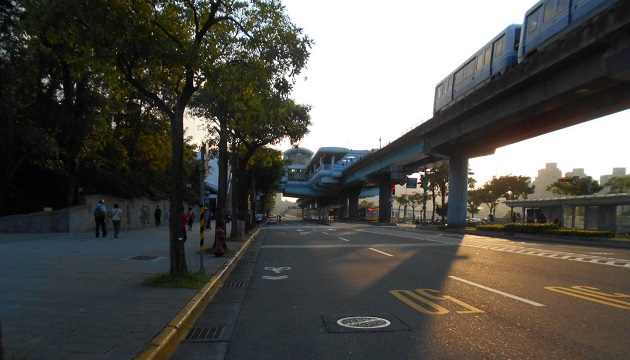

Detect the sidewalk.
xmin=0 ymin=222 xmax=257 ymax=360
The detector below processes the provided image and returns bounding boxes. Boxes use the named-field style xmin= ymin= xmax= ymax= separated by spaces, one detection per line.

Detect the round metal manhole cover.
xmin=336 ymin=316 xmax=391 ymax=329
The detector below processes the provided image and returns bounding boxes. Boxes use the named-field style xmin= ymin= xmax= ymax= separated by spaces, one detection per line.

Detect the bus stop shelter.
xmin=506 ymin=193 xmax=630 ymax=232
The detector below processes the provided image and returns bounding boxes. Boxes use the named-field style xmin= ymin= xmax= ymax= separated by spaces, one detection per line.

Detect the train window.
xmin=527 ymin=7 xmax=540 ymax=33
xmin=543 ymin=0 xmax=556 ymax=23
xmin=557 ymin=0 xmax=569 ymax=12
xmin=484 ymin=47 xmax=492 ymax=65
xmin=494 ymin=35 xmax=504 ymax=57
xmin=514 ymin=28 xmax=521 ymax=50
xmin=455 ymin=69 xmax=464 ymax=85
xmin=465 ymin=60 xmax=475 ymax=79
xmin=476 ymin=53 xmax=484 ymax=71
xmin=436 ymin=84 xmax=443 ymax=99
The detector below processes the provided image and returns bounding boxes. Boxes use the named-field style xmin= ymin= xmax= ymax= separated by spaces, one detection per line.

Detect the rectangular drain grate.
xmin=222 ymin=282 xmax=244 ymax=288
xmin=238 ymin=262 xmax=255 ymax=266
xmin=184 ymin=326 xmax=224 ymax=342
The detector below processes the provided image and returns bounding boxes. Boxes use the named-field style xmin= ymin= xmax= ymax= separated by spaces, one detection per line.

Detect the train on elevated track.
xmin=434 ymin=0 xmax=618 ymax=114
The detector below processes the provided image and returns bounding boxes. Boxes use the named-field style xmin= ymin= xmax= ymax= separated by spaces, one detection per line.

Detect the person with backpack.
xmin=94 ymin=199 xmax=107 ymax=238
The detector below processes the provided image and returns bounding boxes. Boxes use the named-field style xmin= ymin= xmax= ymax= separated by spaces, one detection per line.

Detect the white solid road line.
xmin=369 ymin=248 xmax=394 ymax=257
xmin=449 ymin=276 xmax=545 ymax=307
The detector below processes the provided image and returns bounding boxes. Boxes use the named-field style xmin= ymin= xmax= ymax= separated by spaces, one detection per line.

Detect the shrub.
xmin=476 ymin=223 xmax=614 ymax=238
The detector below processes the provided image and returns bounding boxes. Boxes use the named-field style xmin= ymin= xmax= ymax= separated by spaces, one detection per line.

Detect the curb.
xmin=133 ymin=228 xmax=261 ymax=360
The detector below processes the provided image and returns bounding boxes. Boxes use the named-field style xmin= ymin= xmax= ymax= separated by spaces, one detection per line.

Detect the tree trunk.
xmin=229 ymin=138 xmax=239 ymax=238
xmin=217 ymin=117 xmax=228 ymax=233
xmin=169 ymin=103 xmax=188 ymax=277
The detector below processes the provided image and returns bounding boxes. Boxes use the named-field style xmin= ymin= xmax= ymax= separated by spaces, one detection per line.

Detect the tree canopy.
xmin=546 ymin=177 xmax=602 ymax=196
xmin=2 ymin=0 xmax=312 ymax=277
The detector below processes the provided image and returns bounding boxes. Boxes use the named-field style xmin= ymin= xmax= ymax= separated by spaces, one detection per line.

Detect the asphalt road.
xmin=173 ymin=221 xmax=630 ymax=360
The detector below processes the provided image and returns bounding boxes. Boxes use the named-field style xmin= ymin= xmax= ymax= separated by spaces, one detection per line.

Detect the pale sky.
xmin=188 ymin=0 xmax=629 ymax=187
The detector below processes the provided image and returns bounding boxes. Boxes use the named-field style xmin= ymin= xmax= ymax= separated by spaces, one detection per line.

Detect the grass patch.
xmin=142 ymin=272 xmax=213 ymax=289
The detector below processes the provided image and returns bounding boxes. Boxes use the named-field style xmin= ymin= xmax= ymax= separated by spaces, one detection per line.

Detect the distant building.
xmin=565 ymin=168 xmax=586 ymax=178
xmin=531 ymin=164 xmax=629 ymax=198
xmin=530 ymin=163 xmax=561 ymax=199
xmin=600 ymin=168 xmax=627 ymax=193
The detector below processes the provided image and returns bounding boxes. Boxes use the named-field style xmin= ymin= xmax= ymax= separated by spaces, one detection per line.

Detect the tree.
xmin=477 ymin=175 xmax=535 ymax=219
xmin=359 ymin=200 xmax=375 ymax=208
xmin=1 ymin=1 xmax=204 ymax=216
xmin=190 ymin=69 xmax=311 ymax=237
xmin=408 ymin=192 xmax=423 ymax=222
xmin=247 ymin=147 xmax=286 ymax=219
xmin=547 ymin=177 xmax=602 ymax=196
xmin=393 ymin=194 xmax=409 ymax=222
xmin=604 ymin=176 xmax=630 ymax=193
xmin=428 ymin=164 xmax=449 ymax=223
xmin=467 ymin=188 xmax=484 ymax=217
xmin=49 ymin=0 xmax=312 ymax=277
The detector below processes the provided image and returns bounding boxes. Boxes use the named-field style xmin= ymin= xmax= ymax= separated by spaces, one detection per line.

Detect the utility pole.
xmin=199 ymin=143 xmax=206 ymax=273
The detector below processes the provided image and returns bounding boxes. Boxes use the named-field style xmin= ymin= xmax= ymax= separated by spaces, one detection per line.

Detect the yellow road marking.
xmin=545 ymin=286 xmax=630 ymax=310
xmin=390 ymin=289 xmax=484 ymax=315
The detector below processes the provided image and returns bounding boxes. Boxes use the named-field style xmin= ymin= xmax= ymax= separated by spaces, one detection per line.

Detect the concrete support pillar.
xmin=378 ymin=180 xmax=392 ymax=223
xmin=339 ymin=193 xmax=348 ymax=219
xmin=348 ymin=187 xmax=361 ymax=219
xmin=447 ymin=156 xmax=468 ymax=228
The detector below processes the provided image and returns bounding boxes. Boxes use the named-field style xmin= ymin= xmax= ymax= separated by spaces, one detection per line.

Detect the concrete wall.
xmin=0 ymin=194 xmax=172 ymax=233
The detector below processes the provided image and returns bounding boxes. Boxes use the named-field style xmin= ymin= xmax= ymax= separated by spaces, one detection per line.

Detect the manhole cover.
xmin=336 ymin=316 xmax=391 ymax=329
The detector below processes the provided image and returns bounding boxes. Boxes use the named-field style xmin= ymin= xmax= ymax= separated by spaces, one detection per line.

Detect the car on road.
xmin=466 ymin=217 xmax=485 ymax=226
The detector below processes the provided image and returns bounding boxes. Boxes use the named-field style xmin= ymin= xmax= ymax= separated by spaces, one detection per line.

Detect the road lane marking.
xmin=262 ymin=275 xmax=288 ymax=280
xmin=449 ymin=276 xmax=545 ymax=307
xmin=545 ymin=286 xmax=630 ymax=309
xmin=390 ymin=289 xmax=484 ymax=315
xmin=339 ymin=237 xmax=350 ymax=242
xmin=369 ymin=248 xmax=393 ymax=257
xmin=353 ymin=228 xmax=630 ymax=268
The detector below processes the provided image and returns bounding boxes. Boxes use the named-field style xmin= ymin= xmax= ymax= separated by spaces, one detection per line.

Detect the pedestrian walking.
xmin=110 ymin=204 xmax=123 ymax=238
xmin=154 ymin=205 xmax=162 ymax=227
xmin=187 ymin=207 xmax=196 ymax=231
xmin=182 ymin=207 xmax=188 ymax=241
xmin=94 ymin=199 xmax=107 ymax=238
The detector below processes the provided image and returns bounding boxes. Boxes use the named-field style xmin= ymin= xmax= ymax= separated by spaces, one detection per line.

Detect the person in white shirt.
xmin=110 ymin=203 xmax=124 ymax=238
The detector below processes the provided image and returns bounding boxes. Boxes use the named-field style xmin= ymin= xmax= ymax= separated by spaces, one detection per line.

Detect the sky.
xmin=187 ymin=0 xmax=629 ymax=187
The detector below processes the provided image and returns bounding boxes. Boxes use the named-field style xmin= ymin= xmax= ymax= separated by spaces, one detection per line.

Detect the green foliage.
xmin=476 ymin=223 xmax=615 ymax=238
xmin=359 ymin=200 xmax=375 ymax=208
xmin=546 ymin=177 xmax=603 ymax=196
xmin=0 ymin=0 xmax=312 ymax=219
xmin=502 ymin=222 xmax=559 ymax=234
xmin=604 ymin=176 xmax=630 ymax=193
xmin=471 ymin=175 xmax=535 ymax=217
